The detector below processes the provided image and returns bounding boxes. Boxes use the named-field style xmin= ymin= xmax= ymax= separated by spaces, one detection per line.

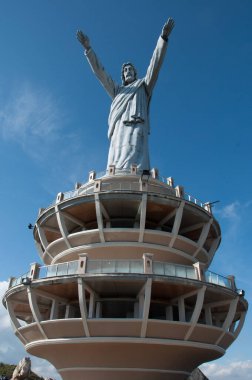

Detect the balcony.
xmin=41 ymin=168 xmax=212 ymax=216
xmin=9 ymin=257 xmax=234 ymax=291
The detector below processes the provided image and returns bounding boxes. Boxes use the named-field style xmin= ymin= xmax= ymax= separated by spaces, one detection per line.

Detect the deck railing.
xmin=9 ymin=260 xmax=233 ymax=291
xmin=43 ymin=170 xmax=209 ymax=215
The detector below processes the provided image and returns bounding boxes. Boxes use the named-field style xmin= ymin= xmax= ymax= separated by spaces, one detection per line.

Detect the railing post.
xmin=94 ymin=180 xmax=101 ymax=193
xmin=142 ymin=253 xmax=153 ymax=274
xmin=131 ymin=164 xmax=137 ymax=175
xmin=175 ymin=185 xmax=184 ymax=198
xmin=167 ymin=177 xmax=174 ymax=187
xmin=150 ymin=168 xmax=159 ymax=179
xmin=29 ymin=263 xmax=40 ymax=280
xmin=78 ymin=253 xmax=88 ymax=274
xmin=108 ymin=165 xmax=115 ymax=175
xmin=56 ymin=192 xmax=64 ymax=203
xmin=193 ymin=262 xmax=206 ymax=281
xmin=227 ymin=275 xmax=236 ymax=291
xmin=89 ymin=170 xmax=96 ymax=182
xmin=204 ymin=202 xmax=212 ymax=214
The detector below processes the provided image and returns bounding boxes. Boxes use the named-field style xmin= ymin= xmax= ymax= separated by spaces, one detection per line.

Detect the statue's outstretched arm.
xmin=76 ymin=29 xmax=117 ymax=99
xmin=161 ymin=18 xmax=175 ymax=41
xmin=77 ymin=30 xmax=91 ymax=51
xmin=145 ymin=18 xmax=175 ymax=95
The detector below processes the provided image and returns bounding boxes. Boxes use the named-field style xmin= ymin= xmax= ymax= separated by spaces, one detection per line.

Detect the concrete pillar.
xmin=139 ymin=180 xmax=148 ymax=192
xmin=29 ymin=263 xmax=40 ymax=280
xmin=131 ymin=164 xmax=137 ymax=175
xmin=167 ymin=177 xmax=174 ymax=187
xmin=78 ymin=254 xmax=88 ymax=274
xmin=89 ymin=170 xmax=96 ymax=181
xmin=204 ymin=202 xmax=212 ymax=214
xmin=166 ymin=305 xmax=173 ymax=321
xmin=94 ymin=180 xmax=101 ymax=192
xmin=178 ymin=297 xmax=186 ymax=322
xmin=175 ymin=185 xmax=184 ymax=198
xmin=193 ymin=262 xmax=206 ymax=281
xmin=151 ymin=168 xmax=159 ymax=179
xmin=56 ymin=192 xmax=64 ymax=203
xmin=143 ymin=253 xmax=153 ymax=274
xmin=134 ymin=302 xmax=139 ymax=318
xmin=205 ymin=306 xmax=212 ymax=326
xmin=95 ymin=302 xmax=102 ymax=318
xmin=227 ymin=275 xmax=236 ymax=291
xmin=108 ymin=165 xmax=115 ymax=175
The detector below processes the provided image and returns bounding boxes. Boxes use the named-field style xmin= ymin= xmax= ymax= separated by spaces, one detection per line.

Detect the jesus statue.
xmin=77 ymin=18 xmax=175 ymax=172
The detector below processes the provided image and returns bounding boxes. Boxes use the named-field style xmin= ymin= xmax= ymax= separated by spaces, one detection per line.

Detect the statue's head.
xmin=121 ymin=62 xmax=137 ymax=85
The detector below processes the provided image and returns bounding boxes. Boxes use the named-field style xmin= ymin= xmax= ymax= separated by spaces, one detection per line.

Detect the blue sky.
xmin=0 ymin=0 xmax=251 ymax=378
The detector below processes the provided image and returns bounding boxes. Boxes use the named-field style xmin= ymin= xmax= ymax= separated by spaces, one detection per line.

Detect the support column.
xmin=166 ymin=305 xmax=173 ymax=321
xmin=233 ymin=311 xmax=246 ymax=338
xmin=77 ymin=278 xmax=90 ymax=336
xmin=193 ymin=219 xmax=213 ymax=258
xmin=178 ymin=297 xmax=185 ymax=322
xmin=55 ymin=204 xmax=71 ymax=249
xmin=140 ymin=278 xmax=152 ymax=337
xmin=204 ymin=305 xmax=212 ymax=326
xmin=94 ymin=193 xmax=105 ymax=242
xmin=50 ymin=300 xmax=59 ymax=320
xmin=27 ymin=287 xmax=47 ymax=339
xmin=215 ymin=297 xmax=239 ymax=345
xmin=185 ymin=286 xmax=206 ymax=340
xmin=138 ymin=193 xmax=148 ymax=242
xmin=36 ymin=224 xmax=53 ymax=260
xmin=6 ymin=301 xmax=27 ymax=344
xmin=169 ymin=201 xmax=185 ymax=248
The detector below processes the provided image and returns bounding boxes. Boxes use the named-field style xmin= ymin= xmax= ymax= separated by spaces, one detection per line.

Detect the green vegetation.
xmin=0 ymin=362 xmax=44 ymax=379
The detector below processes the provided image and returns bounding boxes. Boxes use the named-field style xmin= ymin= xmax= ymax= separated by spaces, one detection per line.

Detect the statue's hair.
xmin=121 ymin=62 xmax=137 ymax=85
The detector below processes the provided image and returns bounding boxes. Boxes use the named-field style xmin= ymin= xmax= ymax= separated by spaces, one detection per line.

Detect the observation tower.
xmin=2 ymin=168 xmax=248 ymax=379
xmin=3 ymin=19 xmax=248 ymax=380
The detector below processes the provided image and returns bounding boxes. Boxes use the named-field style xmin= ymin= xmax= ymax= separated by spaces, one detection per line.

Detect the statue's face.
xmin=123 ymin=65 xmax=135 ymax=84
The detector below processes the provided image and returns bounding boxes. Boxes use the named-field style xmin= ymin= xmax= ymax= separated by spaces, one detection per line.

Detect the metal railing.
xmin=205 ymin=270 xmax=232 ymax=288
xmin=153 ymin=261 xmax=197 ymax=280
xmin=184 ymin=193 xmax=205 ymax=208
xmin=9 ymin=272 xmax=30 ymax=287
xmin=9 ymin=260 xmax=233 ymax=291
xmin=41 ymin=169 xmax=209 ymax=215
xmin=39 ymin=261 xmax=79 ymax=278
xmin=87 ymin=259 xmax=143 ymax=274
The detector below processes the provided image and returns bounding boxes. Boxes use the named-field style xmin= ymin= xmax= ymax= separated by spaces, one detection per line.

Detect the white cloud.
xmin=0 ymin=82 xmax=87 ymax=192
xmin=218 ymin=201 xmax=240 ymax=221
xmin=0 ymin=281 xmax=60 ymax=379
xmin=0 ymin=84 xmax=63 ymax=161
xmin=215 ymin=201 xmax=244 ymax=241
xmin=201 ymin=360 xmax=252 ymax=379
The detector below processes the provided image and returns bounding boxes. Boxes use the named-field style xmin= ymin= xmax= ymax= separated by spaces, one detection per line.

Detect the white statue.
xmin=77 ymin=18 xmax=174 ymax=172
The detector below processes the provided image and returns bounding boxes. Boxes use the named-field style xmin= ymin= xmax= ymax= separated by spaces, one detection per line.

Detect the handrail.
xmin=42 ymin=173 xmax=208 ymax=215
xmin=205 ymin=270 xmax=232 ymax=288
xmin=9 ymin=260 xmax=233 ymax=291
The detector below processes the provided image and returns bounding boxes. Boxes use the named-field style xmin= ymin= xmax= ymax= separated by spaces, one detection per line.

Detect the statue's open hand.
xmin=162 ymin=18 xmax=175 ymax=40
xmin=77 ymin=30 xmax=90 ymax=50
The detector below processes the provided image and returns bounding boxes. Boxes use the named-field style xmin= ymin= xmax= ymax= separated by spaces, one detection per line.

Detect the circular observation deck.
xmin=33 ymin=171 xmax=221 ymax=269
xmin=3 ymin=260 xmax=247 ymax=380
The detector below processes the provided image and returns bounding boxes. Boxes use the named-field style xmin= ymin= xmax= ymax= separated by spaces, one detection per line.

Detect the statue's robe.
xmin=85 ymin=36 xmax=167 ymax=171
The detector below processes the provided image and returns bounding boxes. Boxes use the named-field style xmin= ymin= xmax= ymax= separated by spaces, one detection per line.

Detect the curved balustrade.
xmin=42 ymin=170 xmax=210 ymax=216
xmin=9 ymin=259 xmax=233 ymax=290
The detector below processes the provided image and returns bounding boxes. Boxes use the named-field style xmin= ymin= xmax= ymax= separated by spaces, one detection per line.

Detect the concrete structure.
xmin=2 ymin=167 xmax=248 ymax=379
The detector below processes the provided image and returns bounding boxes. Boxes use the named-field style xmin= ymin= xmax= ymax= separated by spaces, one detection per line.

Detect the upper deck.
xmin=33 ymin=168 xmax=221 ymax=268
